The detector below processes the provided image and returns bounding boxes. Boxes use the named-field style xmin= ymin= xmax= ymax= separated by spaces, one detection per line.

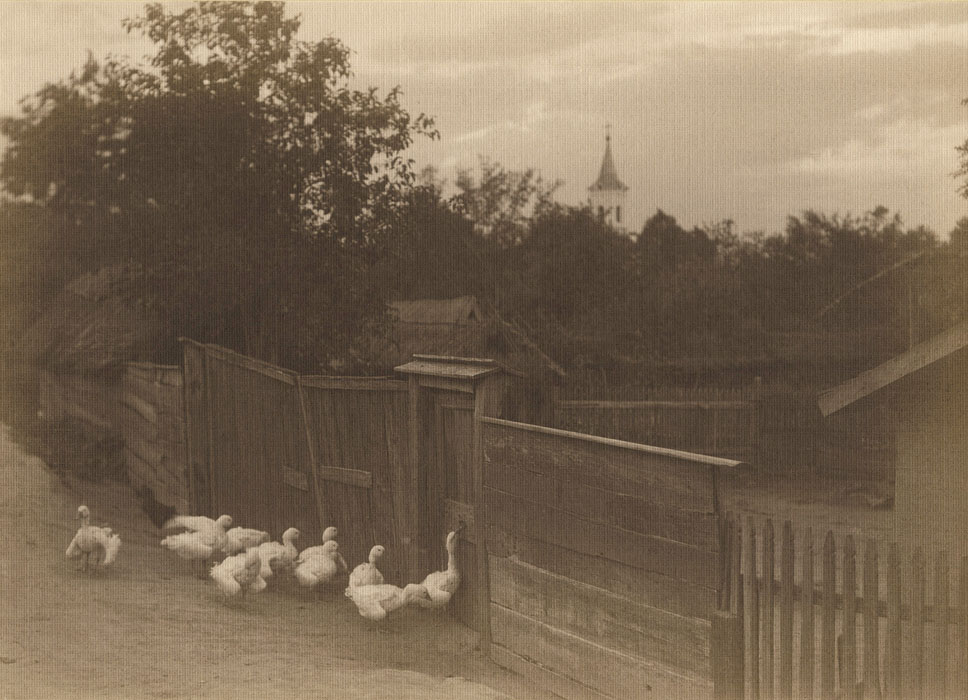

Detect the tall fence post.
xmin=744 ymin=517 xmax=760 ymax=699
xmin=713 ymin=609 xmax=746 ymax=700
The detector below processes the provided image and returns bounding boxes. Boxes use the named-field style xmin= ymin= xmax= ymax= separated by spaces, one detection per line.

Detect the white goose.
xmin=416 ymin=529 xmax=462 ymax=608
xmin=294 ymin=526 xmax=339 ymax=563
xmin=163 ymin=514 xmax=232 ymax=535
xmin=224 ymin=526 xmax=271 ymax=555
xmin=256 ymin=527 xmax=301 ymax=579
xmin=345 ymin=583 xmax=432 ymax=621
xmin=160 ymin=514 xmax=233 ymax=576
xmin=294 ymin=540 xmax=343 ymax=592
xmin=348 ymin=545 xmax=385 ymax=588
xmin=210 ymin=548 xmax=267 ymax=599
xmin=66 ymin=505 xmax=121 ymax=572
xmin=296 ymin=527 xmax=348 ymax=572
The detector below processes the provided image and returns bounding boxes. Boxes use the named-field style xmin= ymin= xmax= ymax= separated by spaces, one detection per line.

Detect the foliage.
xmin=1 ymin=2 xmax=435 ymax=371
xmin=452 ymin=156 xmax=560 ymax=247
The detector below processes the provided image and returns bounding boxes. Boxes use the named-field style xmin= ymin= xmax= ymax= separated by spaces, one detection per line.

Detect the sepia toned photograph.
xmin=1 ymin=2 xmax=967 ymax=698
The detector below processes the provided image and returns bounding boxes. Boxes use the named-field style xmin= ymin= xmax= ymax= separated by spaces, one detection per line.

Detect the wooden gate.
xmin=181 ymin=341 xmax=322 ymax=543
xmin=297 ymin=376 xmax=415 ymax=584
xmin=397 ymin=356 xmax=504 ymax=639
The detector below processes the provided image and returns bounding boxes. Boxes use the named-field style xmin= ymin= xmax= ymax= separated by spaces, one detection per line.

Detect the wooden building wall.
xmin=893 ymin=351 xmax=968 ymax=562
xmin=122 ymin=363 xmax=190 ymax=513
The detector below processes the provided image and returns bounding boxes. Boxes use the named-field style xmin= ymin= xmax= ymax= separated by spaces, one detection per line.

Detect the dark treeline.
xmin=2 ymin=2 xmax=967 ymax=390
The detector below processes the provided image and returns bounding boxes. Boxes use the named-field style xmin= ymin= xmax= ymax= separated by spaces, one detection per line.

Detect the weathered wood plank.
xmin=712 ymin=610 xmax=745 ymax=700
xmin=779 ymin=521 xmax=795 ymax=700
xmin=910 ymin=548 xmax=925 ymax=700
xmin=799 ymin=527 xmax=814 ymax=699
xmin=886 ymin=543 xmax=901 ymax=700
xmin=489 ymin=645 xmax=611 ymax=700
xmin=484 ymin=487 xmax=719 ymax=588
xmin=485 ymin=461 xmax=556 ymax=507
xmin=862 ymin=539 xmax=879 ymax=700
xmin=181 ymin=341 xmax=209 ymax=514
xmin=961 ymin=556 xmax=968 ymax=700
xmin=483 ymin=419 xmax=731 ymax=512
xmin=934 ymin=550 xmax=948 ymax=700
xmin=490 ymin=527 xmax=717 ymax=620
xmin=821 ymin=531 xmax=836 ymax=699
xmin=556 ymin=399 xmax=753 ymax=410
xmin=361 ymin=390 xmax=400 ymax=584
xmin=744 ymin=518 xmax=760 ymax=699
xmin=294 ymin=375 xmax=327 ymax=540
xmin=483 ymin=415 xmax=742 ymax=467
xmin=384 ymin=390 xmax=418 ymax=582
xmin=489 ymin=604 xmax=712 ymax=700
xmin=298 ymin=376 xmax=407 ymax=391
xmin=121 ymin=390 xmax=158 ymax=424
xmin=604 ymin=491 xmax=721 ymax=551
xmin=488 ymin=555 xmax=711 ymax=677
xmin=316 ymin=465 xmax=373 ymax=489
xmin=485 ymin=463 xmax=720 ymax=551
xmin=843 ymin=536 xmax=858 ymax=700
xmin=762 ymin=519 xmax=775 ymax=700
xmin=202 ymin=343 xmax=296 ymax=385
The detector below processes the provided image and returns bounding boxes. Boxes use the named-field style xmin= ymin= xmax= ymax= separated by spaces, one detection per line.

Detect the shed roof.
xmin=16 ymin=265 xmax=164 ymax=375
xmin=388 ymin=296 xmax=482 ymax=325
xmin=817 ymin=319 xmax=968 ymax=417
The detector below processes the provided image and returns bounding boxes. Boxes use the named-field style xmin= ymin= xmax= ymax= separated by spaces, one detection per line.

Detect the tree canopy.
xmin=1 ymin=1 xmax=435 ymax=370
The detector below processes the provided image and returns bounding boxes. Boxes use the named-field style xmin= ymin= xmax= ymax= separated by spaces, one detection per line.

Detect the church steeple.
xmin=588 ymin=127 xmax=629 ymax=233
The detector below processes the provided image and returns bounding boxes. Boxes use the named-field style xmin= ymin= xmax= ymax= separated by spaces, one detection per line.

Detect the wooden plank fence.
xmin=182 ymin=341 xmax=752 ymax=698
xmin=723 ymin=515 xmax=968 ymax=700
xmin=554 ymin=397 xmax=757 ymax=462
xmin=483 ymin=417 xmax=739 ymax=700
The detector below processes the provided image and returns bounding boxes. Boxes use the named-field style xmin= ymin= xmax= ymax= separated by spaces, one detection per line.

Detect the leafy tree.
xmin=957 ymin=97 xmax=968 ymax=200
xmin=1 ymin=2 xmax=435 ymax=370
xmin=371 ymin=185 xmax=499 ymax=302
xmin=453 ymin=156 xmax=560 ymax=247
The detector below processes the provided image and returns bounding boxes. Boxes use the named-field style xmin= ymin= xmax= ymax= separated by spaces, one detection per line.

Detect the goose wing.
xmin=161 ymin=532 xmax=214 ymax=560
xmin=225 ymin=527 xmax=270 ymax=554
xmin=66 ymin=532 xmax=83 ymax=558
xmin=348 ymin=563 xmax=383 ymax=588
xmin=210 ymin=559 xmax=242 ymax=596
xmin=163 ymin=515 xmax=216 ymax=533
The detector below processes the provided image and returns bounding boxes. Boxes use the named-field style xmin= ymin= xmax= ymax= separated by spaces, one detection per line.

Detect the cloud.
xmin=794 ymin=119 xmax=965 ymax=177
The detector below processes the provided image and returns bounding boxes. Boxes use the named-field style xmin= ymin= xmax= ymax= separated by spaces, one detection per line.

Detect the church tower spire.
xmin=588 ymin=126 xmax=629 ymax=234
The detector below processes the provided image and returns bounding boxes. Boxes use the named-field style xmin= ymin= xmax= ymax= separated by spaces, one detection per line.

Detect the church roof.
xmin=588 ymin=136 xmax=628 ymax=192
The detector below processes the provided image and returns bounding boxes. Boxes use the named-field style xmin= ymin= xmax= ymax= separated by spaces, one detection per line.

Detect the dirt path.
xmin=0 ymin=424 xmax=555 ymax=700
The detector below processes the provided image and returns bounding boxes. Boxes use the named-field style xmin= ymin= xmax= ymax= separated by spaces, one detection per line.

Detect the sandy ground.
xmin=0 ymin=424 xmax=558 ymax=700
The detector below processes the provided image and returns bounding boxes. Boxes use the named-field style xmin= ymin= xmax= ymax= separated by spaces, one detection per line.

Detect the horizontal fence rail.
xmin=723 ymin=515 xmax=968 ymax=700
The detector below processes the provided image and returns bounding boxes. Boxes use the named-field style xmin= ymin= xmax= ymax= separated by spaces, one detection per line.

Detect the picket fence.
xmin=721 ymin=515 xmax=968 ymax=700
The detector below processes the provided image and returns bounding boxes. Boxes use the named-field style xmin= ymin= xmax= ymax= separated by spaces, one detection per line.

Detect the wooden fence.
xmin=554 ymin=397 xmax=757 ymax=462
xmin=182 ymin=340 xmax=420 ymax=583
xmin=723 ymin=515 xmax=968 ymax=699
xmin=298 ymin=375 xmax=414 ymax=586
xmin=482 ymin=417 xmax=738 ymax=700
xmin=122 ymin=362 xmax=189 ymax=514
xmin=182 ymin=341 xmax=741 ymax=698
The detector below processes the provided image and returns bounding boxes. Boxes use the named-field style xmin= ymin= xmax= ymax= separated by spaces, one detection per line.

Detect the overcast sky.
xmin=2 ymin=1 xmax=967 ymax=236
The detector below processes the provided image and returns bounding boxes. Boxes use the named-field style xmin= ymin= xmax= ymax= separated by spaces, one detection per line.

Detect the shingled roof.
xmin=388 ymin=296 xmax=482 ymax=325
xmin=588 ymin=136 xmax=628 ymax=192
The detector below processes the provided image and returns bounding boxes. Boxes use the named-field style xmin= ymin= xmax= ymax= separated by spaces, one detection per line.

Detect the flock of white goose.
xmin=66 ymin=504 xmax=462 ymax=622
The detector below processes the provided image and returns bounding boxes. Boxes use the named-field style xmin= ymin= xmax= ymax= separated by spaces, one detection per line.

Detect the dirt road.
xmin=0 ymin=424 xmax=553 ymax=700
